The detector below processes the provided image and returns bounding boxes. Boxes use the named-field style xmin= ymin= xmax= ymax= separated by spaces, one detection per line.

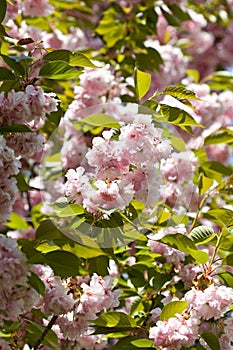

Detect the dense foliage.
xmin=1 ymin=0 xmax=233 ymax=349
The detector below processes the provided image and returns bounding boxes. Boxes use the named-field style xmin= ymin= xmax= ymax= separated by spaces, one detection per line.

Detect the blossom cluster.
xmin=65 ymin=114 xmax=172 ymax=214
xmin=0 ymin=135 xmax=21 ymax=222
xmin=0 ymin=85 xmax=57 ymax=127
xmin=149 ymin=283 xmax=233 ymax=349
xmin=0 ymin=235 xmax=38 ymax=325
xmin=28 ymin=266 xmax=121 ymax=349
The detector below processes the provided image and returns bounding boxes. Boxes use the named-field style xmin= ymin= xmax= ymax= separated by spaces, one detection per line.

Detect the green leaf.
xmin=206 ymin=71 xmax=233 ymax=91
xmin=161 ymin=233 xmax=209 ymax=264
xmin=200 ymin=161 xmax=232 ymax=182
xmin=46 ymin=105 xmax=63 ymax=127
xmin=36 ymin=220 xmax=64 ymax=240
xmin=150 ymin=272 xmax=172 ymax=291
xmin=55 ymin=203 xmax=84 ymax=217
xmin=69 ymin=52 xmax=98 ymax=68
xmin=168 ymin=4 xmax=191 ymax=22
xmin=63 ymin=243 xmax=107 ymax=259
xmin=0 ymin=54 xmax=25 ymax=75
xmin=44 ymin=251 xmax=80 ymax=278
xmin=162 ymin=86 xmax=199 ymax=100
xmin=222 ymin=253 xmax=233 ymax=267
xmin=198 ymin=173 xmax=214 ymax=195
xmin=189 ymin=226 xmax=215 ymax=244
xmin=110 ymin=337 xmax=155 ymax=350
xmin=0 ymin=124 xmax=32 ymax=133
xmin=0 ymin=23 xmax=9 ymax=38
xmin=44 ymin=50 xmax=98 ymax=68
xmin=130 ymin=339 xmax=155 ymax=348
xmin=162 ymin=128 xmax=186 ymax=151
xmin=204 ymin=128 xmax=233 ymax=145
xmin=136 ymin=47 xmax=163 ymax=71
xmin=44 ymin=49 xmax=71 ymax=62
xmin=201 ymin=332 xmax=220 ymax=350
xmin=218 ymin=270 xmax=233 ymax=288
xmin=204 ymin=208 xmax=233 ymax=228
xmin=0 ymin=67 xmax=15 ymax=80
xmin=160 ymin=301 xmax=188 ymax=321
xmin=92 ymin=312 xmax=136 ymax=328
xmin=15 ymin=172 xmax=33 ymax=191
xmin=161 ymin=7 xmax=180 ymax=26
xmin=186 ymin=69 xmax=200 ymax=83
xmin=7 ymin=212 xmax=28 ymax=230
xmin=0 ymin=0 xmax=6 ymax=23
xmin=134 ymin=68 xmax=151 ymax=100
xmin=18 ymin=239 xmax=46 ymax=264
xmin=96 ymin=7 xmax=126 ymax=48
xmin=39 ymin=61 xmax=80 ymax=80
xmin=75 ymin=113 xmax=120 ymax=129
xmin=26 ymin=322 xmax=59 ymax=349
xmin=159 ymin=104 xmax=202 ymax=127
xmin=28 ymin=272 xmax=45 ymax=296
xmin=88 ymin=255 xmax=109 ymax=276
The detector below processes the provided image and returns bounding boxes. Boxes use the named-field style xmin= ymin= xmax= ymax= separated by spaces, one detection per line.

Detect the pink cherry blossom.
xmin=185 ymin=284 xmax=233 ymax=320
xmin=21 ymin=0 xmax=54 ymax=17
xmin=32 ymin=265 xmax=74 ymax=316
xmin=79 ymin=66 xmax=114 ymax=96
xmin=6 ymin=132 xmax=45 ymax=158
xmin=149 ymin=314 xmax=200 ymax=349
xmin=160 ymin=151 xmax=198 ymax=183
xmin=0 ymin=235 xmax=39 ymax=324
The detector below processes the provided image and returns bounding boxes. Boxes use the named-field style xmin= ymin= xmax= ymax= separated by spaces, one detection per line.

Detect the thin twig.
xmin=33 ymin=315 xmax=58 ymax=350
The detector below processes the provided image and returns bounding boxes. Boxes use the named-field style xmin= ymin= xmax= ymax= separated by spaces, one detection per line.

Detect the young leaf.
xmin=189 ymin=226 xmax=215 ymax=244
xmin=160 ymin=301 xmax=188 ymax=321
xmin=39 ymin=61 xmax=80 ymax=80
xmin=7 ymin=212 xmax=28 ymax=230
xmin=134 ymin=68 xmax=151 ymax=100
